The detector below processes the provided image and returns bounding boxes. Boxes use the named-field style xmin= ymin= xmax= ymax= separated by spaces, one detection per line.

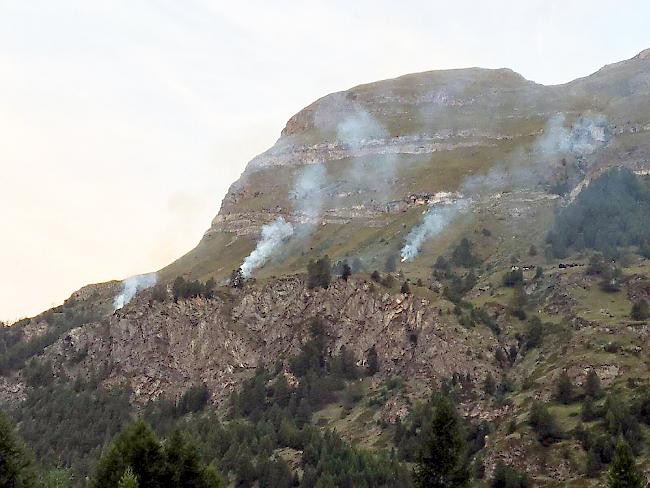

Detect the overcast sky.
xmin=1 ymin=0 xmax=650 ymax=321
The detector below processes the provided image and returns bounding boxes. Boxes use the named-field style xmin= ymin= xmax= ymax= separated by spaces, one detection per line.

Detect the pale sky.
xmin=1 ymin=0 xmax=650 ymax=321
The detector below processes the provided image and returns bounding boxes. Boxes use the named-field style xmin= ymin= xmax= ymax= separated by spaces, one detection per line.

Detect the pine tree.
xmin=401 ymin=281 xmax=411 ymax=295
xmin=413 ymin=396 xmax=470 ymax=488
xmin=484 ymin=373 xmax=496 ymax=396
xmin=118 ymin=467 xmax=138 ymax=488
xmin=340 ymin=262 xmax=352 ymax=281
xmin=631 ymin=300 xmax=650 ymax=321
xmin=585 ymin=368 xmax=602 ymax=399
xmin=608 ymin=439 xmax=645 ymax=488
xmin=367 ymin=345 xmax=379 ymax=376
xmin=92 ymin=420 xmax=167 ymax=488
xmin=555 ymin=371 xmax=573 ymax=404
xmin=0 ymin=412 xmax=37 ymax=488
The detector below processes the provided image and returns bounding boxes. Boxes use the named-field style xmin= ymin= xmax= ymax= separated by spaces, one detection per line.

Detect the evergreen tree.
xmin=484 ymin=373 xmax=496 ymax=396
xmin=490 ymin=461 xmax=531 ymax=488
xmin=528 ymin=401 xmax=562 ymax=444
xmin=118 ymin=467 xmax=138 ymax=488
xmin=608 ymin=439 xmax=644 ymax=488
xmin=0 ymin=412 xmax=37 ymax=488
xmin=401 ymin=281 xmax=411 ymax=295
xmin=631 ymin=300 xmax=650 ymax=321
xmin=371 ymin=270 xmax=382 ymax=283
xmin=581 ymin=396 xmax=599 ymax=422
xmin=307 ymin=256 xmax=332 ymax=289
xmin=555 ymin=371 xmax=573 ymax=404
xmin=42 ymin=469 xmax=72 ymax=488
xmin=413 ymin=396 xmax=470 ymax=488
xmin=585 ymin=368 xmax=602 ymax=399
xmin=525 ymin=317 xmax=543 ymax=349
xmin=92 ymin=420 xmax=168 ymax=488
xmin=340 ymin=262 xmax=352 ymax=281
xmin=367 ymin=345 xmax=379 ymax=376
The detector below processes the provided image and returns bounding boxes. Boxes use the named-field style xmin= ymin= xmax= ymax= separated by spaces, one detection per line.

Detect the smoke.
xmin=337 ymin=106 xmax=397 ymax=194
xmin=400 ymin=200 xmax=469 ymax=262
xmin=462 ymin=113 xmax=610 ymax=197
xmin=290 ymin=163 xmax=328 ymax=222
xmin=336 ymin=106 xmax=386 ymax=144
xmin=240 ymin=217 xmax=294 ymax=278
xmin=535 ymin=113 xmax=609 ymax=157
xmin=113 ymin=273 xmax=157 ymax=310
xmin=400 ymin=113 xmax=611 ymax=261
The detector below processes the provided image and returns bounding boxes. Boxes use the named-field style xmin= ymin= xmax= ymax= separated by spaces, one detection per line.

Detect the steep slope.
xmin=161 ymin=51 xmax=650 ymax=285
xmin=3 ymin=49 xmax=650 ymax=486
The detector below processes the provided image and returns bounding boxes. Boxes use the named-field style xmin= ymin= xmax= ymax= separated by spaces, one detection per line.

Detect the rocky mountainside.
xmin=162 ymin=51 xmax=650 ymax=283
xmin=3 ymin=49 xmax=650 ymax=486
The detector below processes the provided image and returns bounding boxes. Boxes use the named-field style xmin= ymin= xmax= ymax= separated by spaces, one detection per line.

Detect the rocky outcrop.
xmin=42 ymin=277 xmax=498 ymax=405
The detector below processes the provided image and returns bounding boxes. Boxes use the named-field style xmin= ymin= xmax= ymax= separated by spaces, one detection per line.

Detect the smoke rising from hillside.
xmin=400 ymin=200 xmax=468 ymax=262
xmin=241 ymin=217 xmax=294 ymax=278
xmin=463 ymin=113 xmax=610 ymax=196
xmin=536 ymin=113 xmax=609 ymax=157
xmin=290 ymin=163 xmax=328 ymax=222
xmin=337 ymin=106 xmax=397 ymax=195
xmin=113 ymin=273 xmax=157 ymax=310
xmin=400 ymin=112 xmax=611 ymax=261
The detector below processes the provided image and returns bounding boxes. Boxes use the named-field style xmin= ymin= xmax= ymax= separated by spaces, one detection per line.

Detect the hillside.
xmin=2 ymin=50 xmax=650 ymax=487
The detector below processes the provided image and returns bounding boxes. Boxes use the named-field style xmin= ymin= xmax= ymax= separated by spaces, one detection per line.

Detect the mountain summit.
xmin=2 ymin=49 xmax=650 ymax=486
xmin=162 ymin=49 xmax=650 ymax=284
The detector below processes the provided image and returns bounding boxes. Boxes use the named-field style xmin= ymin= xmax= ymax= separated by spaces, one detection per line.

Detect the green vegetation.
xmin=607 ymin=439 xmax=645 ymax=488
xmin=412 ymin=395 xmax=470 ymax=488
xmin=92 ymin=420 xmax=222 ymax=488
xmin=631 ymin=299 xmax=649 ymax=320
xmin=172 ymin=276 xmax=215 ymax=301
xmin=547 ymin=168 xmax=650 ymax=258
xmin=307 ymin=256 xmax=332 ymax=289
xmin=0 ymin=304 xmax=100 ymax=375
xmin=490 ymin=461 xmax=531 ymax=488
xmin=12 ymin=365 xmax=132 ymax=479
xmin=0 ymin=411 xmax=37 ymax=488
xmin=529 ymin=401 xmax=563 ymax=444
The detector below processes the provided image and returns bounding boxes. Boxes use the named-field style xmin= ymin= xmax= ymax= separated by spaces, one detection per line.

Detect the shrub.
xmin=555 ymin=371 xmax=574 ymax=404
xmin=529 ymin=401 xmax=562 ymax=444
xmin=490 ymin=461 xmax=531 ymax=488
xmin=307 ymin=256 xmax=332 ymax=289
xmin=631 ymin=300 xmax=650 ymax=321
xmin=502 ymin=268 xmax=524 ymax=287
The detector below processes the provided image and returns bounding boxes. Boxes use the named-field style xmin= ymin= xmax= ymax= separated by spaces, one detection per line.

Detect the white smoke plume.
xmin=535 ymin=113 xmax=609 ymax=157
xmin=462 ymin=113 xmax=611 ymax=197
xmin=290 ymin=163 xmax=328 ymax=222
xmin=241 ymin=217 xmax=294 ymax=278
xmin=337 ymin=105 xmax=397 ymax=193
xmin=113 ymin=273 xmax=158 ymax=310
xmin=400 ymin=200 xmax=468 ymax=262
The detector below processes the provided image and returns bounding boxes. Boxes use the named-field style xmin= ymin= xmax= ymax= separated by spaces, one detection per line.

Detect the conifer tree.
xmin=367 ymin=345 xmax=379 ymax=376
xmin=413 ymin=396 xmax=470 ymax=488
xmin=585 ymin=368 xmax=602 ymax=399
xmin=0 ymin=412 xmax=37 ymax=488
xmin=118 ymin=467 xmax=138 ymax=488
xmin=555 ymin=371 xmax=573 ymax=404
xmin=608 ymin=439 xmax=644 ymax=488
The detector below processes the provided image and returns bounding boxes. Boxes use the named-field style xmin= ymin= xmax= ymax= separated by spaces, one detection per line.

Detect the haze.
xmin=2 ymin=0 xmax=650 ymax=321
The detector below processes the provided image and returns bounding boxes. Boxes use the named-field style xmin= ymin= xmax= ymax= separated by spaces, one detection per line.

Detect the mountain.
xmin=2 ymin=49 xmax=650 ymax=486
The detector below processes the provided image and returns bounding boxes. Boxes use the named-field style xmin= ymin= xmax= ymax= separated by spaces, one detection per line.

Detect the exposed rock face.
xmin=42 ymin=277 xmax=497 ymax=405
xmin=164 ymin=51 xmax=650 ymax=284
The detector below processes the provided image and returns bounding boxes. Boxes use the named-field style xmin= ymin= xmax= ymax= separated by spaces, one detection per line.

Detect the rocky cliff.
xmin=4 ymin=49 xmax=650 ymax=486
